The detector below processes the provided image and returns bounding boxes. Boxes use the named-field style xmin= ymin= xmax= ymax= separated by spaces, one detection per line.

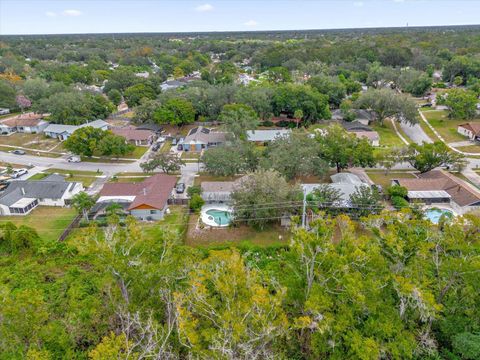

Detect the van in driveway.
xmin=67 ymin=156 xmax=81 ymax=163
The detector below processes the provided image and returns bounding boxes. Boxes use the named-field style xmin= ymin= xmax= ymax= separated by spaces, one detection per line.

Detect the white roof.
xmin=10 ymin=197 xmax=37 ymax=208
xmin=246 ymin=129 xmax=291 ymax=142
xmin=331 ymin=172 xmax=363 ymax=185
xmin=407 ymin=190 xmax=451 ymax=199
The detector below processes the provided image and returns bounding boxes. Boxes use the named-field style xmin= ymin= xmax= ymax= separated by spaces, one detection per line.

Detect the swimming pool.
xmin=424 ymin=208 xmax=454 ymax=224
xmin=205 ymin=209 xmax=231 ymax=226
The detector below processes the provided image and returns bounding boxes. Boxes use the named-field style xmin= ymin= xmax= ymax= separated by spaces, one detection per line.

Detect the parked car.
xmin=176 ymin=182 xmax=185 ymax=194
xmin=156 ymin=136 xmax=166 ymax=143
xmin=151 ymin=143 xmax=161 ymax=152
xmin=172 ymin=138 xmax=178 ymax=145
xmin=11 ymin=168 xmax=28 ymax=178
xmin=67 ymin=155 xmax=81 ymax=163
xmin=10 ymin=149 xmax=26 ymax=155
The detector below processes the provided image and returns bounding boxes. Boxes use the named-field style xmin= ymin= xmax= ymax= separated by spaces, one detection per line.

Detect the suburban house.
xmin=201 ymin=180 xmax=241 ymax=204
xmin=246 ymin=129 xmax=291 ymax=143
xmin=457 ymin=123 xmax=480 ymax=141
xmin=44 ymin=120 xmax=109 ymax=141
xmin=0 ymin=174 xmax=83 ymax=216
xmin=95 ymin=174 xmax=177 ymax=221
xmin=332 ymin=109 xmax=374 ymax=125
xmin=392 ymin=169 xmax=480 ymax=214
xmin=302 ymin=172 xmax=370 ymax=208
xmin=341 ymin=121 xmax=380 ymax=146
xmin=111 ymin=127 xmax=156 ymax=146
xmin=180 ymin=126 xmax=227 ymax=152
xmin=0 ymin=113 xmax=49 ymax=135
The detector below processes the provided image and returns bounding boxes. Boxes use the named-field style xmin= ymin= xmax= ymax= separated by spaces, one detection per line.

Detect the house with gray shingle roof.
xmin=44 ymin=120 xmax=109 ymax=141
xmin=180 ymin=126 xmax=227 ymax=152
xmin=0 ymin=174 xmax=83 ymax=216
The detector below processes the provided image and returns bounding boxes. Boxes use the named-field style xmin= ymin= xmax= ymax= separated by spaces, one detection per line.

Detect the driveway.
xmin=399 ymin=121 xmax=433 ymax=145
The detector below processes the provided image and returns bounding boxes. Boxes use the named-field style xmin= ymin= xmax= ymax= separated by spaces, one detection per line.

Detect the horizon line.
xmin=1 ymin=23 xmax=480 ymax=37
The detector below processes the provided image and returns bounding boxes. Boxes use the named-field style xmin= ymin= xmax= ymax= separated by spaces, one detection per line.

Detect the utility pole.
xmin=301 ymin=187 xmax=307 ymax=229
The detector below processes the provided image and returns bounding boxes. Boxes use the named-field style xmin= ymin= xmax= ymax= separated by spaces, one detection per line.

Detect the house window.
xmin=150 ymin=210 xmax=157 ymax=214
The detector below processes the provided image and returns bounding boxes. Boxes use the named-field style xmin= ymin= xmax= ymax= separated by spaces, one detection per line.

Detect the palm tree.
xmin=71 ymin=192 xmax=95 ymax=222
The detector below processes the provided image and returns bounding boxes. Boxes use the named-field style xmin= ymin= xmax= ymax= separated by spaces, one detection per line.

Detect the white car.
xmin=11 ymin=168 xmax=28 ymax=178
xmin=67 ymin=156 xmax=81 ymax=163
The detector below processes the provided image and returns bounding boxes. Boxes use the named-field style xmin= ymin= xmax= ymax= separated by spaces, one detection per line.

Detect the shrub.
xmin=187 ymin=185 xmax=202 ymax=198
xmin=391 ymin=196 xmax=409 ymax=209
xmin=387 ymin=185 xmax=408 ymax=198
xmin=189 ymin=194 xmax=205 ymax=213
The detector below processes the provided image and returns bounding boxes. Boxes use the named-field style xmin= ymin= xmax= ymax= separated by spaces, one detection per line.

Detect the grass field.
xmin=30 ymin=169 xmax=102 ymax=187
xmin=122 ymin=146 xmax=149 ymax=159
xmin=0 ymin=133 xmax=61 ymax=151
xmin=421 ymin=110 xmax=471 ymax=143
xmin=455 ymin=145 xmax=480 ymax=153
xmin=365 ymin=170 xmax=418 ymax=188
xmin=371 ymin=120 xmax=405 ymax=147
xmin=143 ymin=206 xmax=189 ymax=240
xmin=0 ymin=206 xmax=76 ymax=242
xmin=0 ymin=145 xmax=62 ymax=158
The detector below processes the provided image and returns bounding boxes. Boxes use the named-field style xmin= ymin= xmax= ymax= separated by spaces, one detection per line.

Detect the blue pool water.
xmin=425 ymin=208 xmax=454 ymax=224
xmin=206 ymin=209 xmax=232 ymax=226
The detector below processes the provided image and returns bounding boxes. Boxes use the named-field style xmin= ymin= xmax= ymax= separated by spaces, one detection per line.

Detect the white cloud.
xmin=45 ymin=11 xmax=57 ymax=17
xmin=63 ymin=9 xmax=83 ymax=17
xmin=195 ymin=4 xmax=214 ymax=12
xmin=244 ymin=20 xmax=258 ymax=27
xmin=353 ymin=1 xmax=364 ymax=7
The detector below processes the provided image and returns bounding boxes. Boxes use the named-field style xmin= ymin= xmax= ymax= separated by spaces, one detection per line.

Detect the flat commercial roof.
xmin=407 ymin=190 xmax=451 ymax=199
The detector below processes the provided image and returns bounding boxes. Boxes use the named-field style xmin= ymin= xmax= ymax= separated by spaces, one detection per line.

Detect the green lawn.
xmin=28 ymin=173 xmax=49 ymax=180
xmin=0 ymin=145 xmax=62 ymax=158
xmin=110 ymin=176 xmax=148 ymax=183
xmin=365 ymin=170 xmax=418 ymax=188
xmin=455 ymin=145 xmax=480 ymax=153
xmin=371 ymin=120 xmax=404 ymax=147
xmin=421 ymin=110 xmax=471 ymax=143
xmin=80 ymin=156 xmax=133 ymax=163
xmin=122 ymin=146 xmax=149 ymax=159
xmin=181 ymin=151 xmax=201 ymax=160
xmin=31 ymin=169 xmax=102 ymax=187
xmin=0 ymin=206 xmax=76 ymax=242
xmin=143 ymin=205 xmax=189 ymax=240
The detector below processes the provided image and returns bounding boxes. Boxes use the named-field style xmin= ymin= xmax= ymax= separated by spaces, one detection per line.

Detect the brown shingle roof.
xmin=395 ymin=170 xmax=480 ymax=207
xmin=1 ymin=112 xmax=46 ymax=127
xmin=99 ymin=174 xmax=177 ymax=210
xmin=459 ymin=122 xmax=480 ymax=136
xmin=111 ymin=127 xmax=155 ymax=141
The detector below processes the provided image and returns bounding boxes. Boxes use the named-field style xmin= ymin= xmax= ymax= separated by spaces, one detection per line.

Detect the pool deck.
xmin=200 ymin=204 xmax=233 ymax=227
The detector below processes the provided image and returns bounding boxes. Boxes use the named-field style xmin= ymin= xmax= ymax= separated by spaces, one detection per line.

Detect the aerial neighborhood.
xmin=1 ymin=11 xmax=480 ymax=359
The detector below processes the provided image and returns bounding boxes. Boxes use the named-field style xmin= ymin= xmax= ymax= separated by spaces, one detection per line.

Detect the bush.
xmin=261 ymin=120 xmax=274 ymax=127
xmin=189 ymin=194 xmax=205 ymax=213
xmin=391 ymin=196 xmax=409 ymax=209
xmin=187 ymin=185 xmax=202 ymax=198
xmin=452 ymin=332 xmax=480 ymax=360
xmin=387 ymin=185 xmax=408 ymax=198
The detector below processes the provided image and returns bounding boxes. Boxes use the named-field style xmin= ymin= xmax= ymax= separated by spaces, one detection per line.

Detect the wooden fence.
xmin=58 ymin=214 xmax=82 ymax=242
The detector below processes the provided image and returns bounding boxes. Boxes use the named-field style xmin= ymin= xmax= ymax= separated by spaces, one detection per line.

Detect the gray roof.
xmin=44 ymin=119 xmax=109 ymax=135
xmin=0 ymin=177 xmax=79 ymax=206
xmin=302 ymin=182 xmax=369 ymax=207
xmin=184 ymin=126 xmax=227 ymax=144
xmin=331 ymin=172 xmax=364 ymax=185
xmin=246 ymin=129 xmax=291 ymax=142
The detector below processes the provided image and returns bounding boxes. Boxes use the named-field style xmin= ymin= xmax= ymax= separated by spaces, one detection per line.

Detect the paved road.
xmin=399 ymin=121 xmax=433 ymax=145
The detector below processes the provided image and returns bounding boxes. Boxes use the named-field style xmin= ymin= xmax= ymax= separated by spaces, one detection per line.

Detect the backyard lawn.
xmin=143 ymin=206 xmax=189 ymax=239
xmin=0 ymin=206 xmax=76 ymax=242
xmin=421 ymin=110 xmax=472 ymax=143
xmin=365 ymin=170 xmax=418 ymax=188
xmin=186 ymin=214 xmax=289 ymax=247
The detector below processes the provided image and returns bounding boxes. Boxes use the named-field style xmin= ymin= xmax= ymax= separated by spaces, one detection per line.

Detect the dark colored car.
xmin=11 ymin=149 xmax=26 ymax=155
xmin=176 ymin=182 xmax=185 ymax=194
xmin=151 ymin=143 xmax=161 ymax=152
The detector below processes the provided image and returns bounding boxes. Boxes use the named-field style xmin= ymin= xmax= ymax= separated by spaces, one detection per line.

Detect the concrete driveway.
xmin=399 ymin=121 xmax=433 ymax=145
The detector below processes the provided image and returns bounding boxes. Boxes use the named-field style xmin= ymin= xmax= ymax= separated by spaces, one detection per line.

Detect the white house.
xmin=457 ymin=123 xmax=480 ymax=141
xmin=0 ymin=113 xmax=49 ymax=135
xmin=44 ymin=120 xmax=109 ymax=141
xmin=0 ymin=174 xmax=83 ymax=216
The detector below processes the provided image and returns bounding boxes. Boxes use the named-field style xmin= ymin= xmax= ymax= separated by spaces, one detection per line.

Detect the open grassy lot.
xmin=421 ymin=110 xmax=472 ymax=143
xmin=186 ymin=214 xmax=289 ymax=247
xmin=0 ymin=206 xmax=76 ymax=242
xmin=365 ymin=170 xmax=418 ymax=188
xmin=0 ymin=133 xmax=62 ymax=151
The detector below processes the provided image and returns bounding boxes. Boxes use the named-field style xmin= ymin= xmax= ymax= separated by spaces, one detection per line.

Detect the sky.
xmin=0 ymin=0 xmax=479 ymax=35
